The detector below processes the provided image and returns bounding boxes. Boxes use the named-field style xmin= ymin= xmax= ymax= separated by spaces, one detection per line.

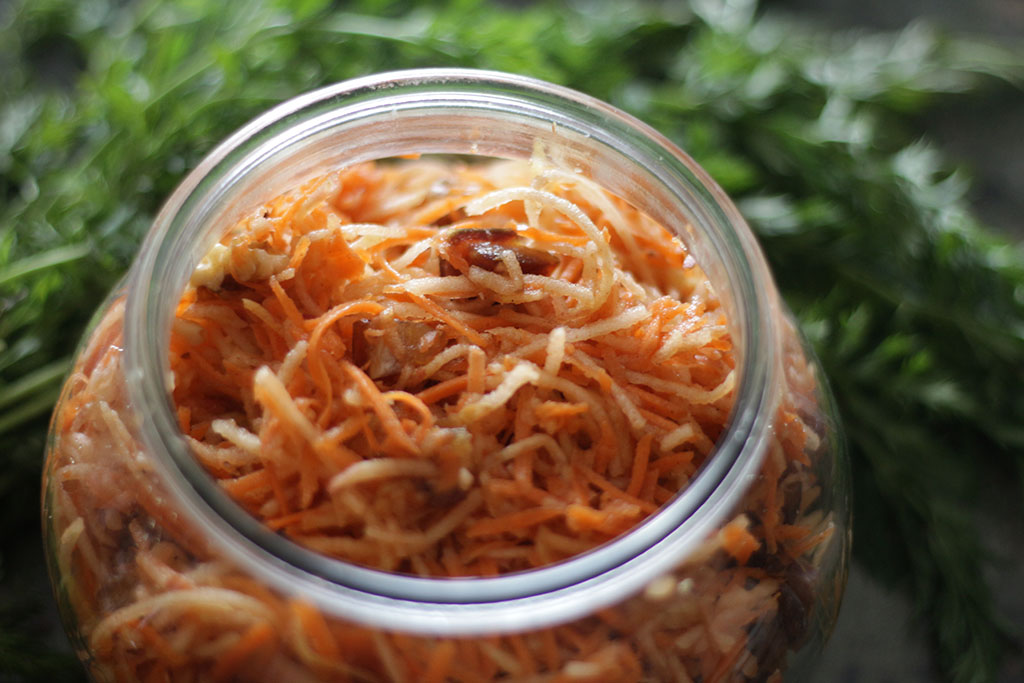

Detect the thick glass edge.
xmin=122 ymin=69 xmax=783 ymax=633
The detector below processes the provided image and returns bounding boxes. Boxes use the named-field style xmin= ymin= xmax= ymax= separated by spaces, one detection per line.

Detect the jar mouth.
xmin=123 ymin=68 xmax=781 ymax=634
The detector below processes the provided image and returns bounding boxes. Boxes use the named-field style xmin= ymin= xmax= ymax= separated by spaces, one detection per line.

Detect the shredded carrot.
xmin=405 ymin=290 xmax=487 ymax=347
xmin=575 ymin=466 xmax=659 ymax=515
xmin=341 ymin=360 xmax=419 ymax=456
xmin=49 ymin=157 xmax=837 ymax=683
xmin=137 ymin=624 xmax=187 ymax=669
xmin=721 ymin=517 xmax=760 ymax=565
xmin=626 ymin=433 xmax=653 ymax=498
xmin=421 ymin=639 xmax=456 ymax=683
xmin=787 ymin=523 xmax=836 ymax=557
xmin=209 ymin=621 xmax=275 ymax=681
xmin=416 ymin=376 xmax=469 ymax=405
xmin=564 ymin=504 xmax=609 ymax=533
xmin=220 ymin=468 xmax=273 ymax=499
xmin=533 ymin=401 xmax=589 ymax=420
xmin=465 ymin=507 xmax=563 ymax=538
xmin=292 ymin=599 xmax=341 ymax=659
xmin=306 ymin=300 xmax=385 ymax=425
xmin=268 ymin=276 xmax=306 ymax=331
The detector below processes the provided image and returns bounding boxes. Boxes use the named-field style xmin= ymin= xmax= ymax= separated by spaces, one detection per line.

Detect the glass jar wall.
xmin=42 ymin=69 xmax=849 ymax=682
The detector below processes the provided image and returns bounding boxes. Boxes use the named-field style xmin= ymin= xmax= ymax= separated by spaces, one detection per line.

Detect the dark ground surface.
xmin=765 ymin=2 xmax=1024 ymax=681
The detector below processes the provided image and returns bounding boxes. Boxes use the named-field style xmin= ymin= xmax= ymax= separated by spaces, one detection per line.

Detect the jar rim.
xmin=123 ymin=68 xmax=782 ymax=634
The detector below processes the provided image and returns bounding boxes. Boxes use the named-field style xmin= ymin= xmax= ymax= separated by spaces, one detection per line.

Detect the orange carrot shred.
xmin=626 ymin=434 xmax=653 ymax=498
xmin=210 ymin=621 xmax=275 ymax=681
xmin=421 ymin=640 xmax=456 ymax=683
xmin=292 ymin=599 xmax=341 ymax=659
xmin=721 ymin=518 xmax=760 ymax=564
xmin=465 ymin=507 xmax=562 ymax=538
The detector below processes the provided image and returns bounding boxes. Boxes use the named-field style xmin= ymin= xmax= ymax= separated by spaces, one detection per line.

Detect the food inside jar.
xmin=46 ymin=156 xmax=837 ymax=682
xmin=169 ymin=158 xmax=738 ymax=575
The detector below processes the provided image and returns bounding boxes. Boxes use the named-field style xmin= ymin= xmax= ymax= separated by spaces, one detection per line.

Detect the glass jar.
xmin=43 ymin=69 xmax=850 ymax=682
